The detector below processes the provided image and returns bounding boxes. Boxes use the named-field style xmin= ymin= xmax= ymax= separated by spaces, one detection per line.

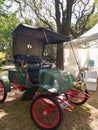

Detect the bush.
xmin=0 ymin=52 xmax=6 ymax=65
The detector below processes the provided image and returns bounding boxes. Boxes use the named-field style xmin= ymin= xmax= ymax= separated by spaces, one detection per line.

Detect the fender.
xmin=39 ymin=84 xmax=52 ymax=92
xmin=0 ymin=75 xmax=11 ymax=92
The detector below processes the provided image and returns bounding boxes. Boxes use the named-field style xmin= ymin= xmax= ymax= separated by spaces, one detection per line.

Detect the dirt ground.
xmin=0 ymin=88 xmax=98 ymax=130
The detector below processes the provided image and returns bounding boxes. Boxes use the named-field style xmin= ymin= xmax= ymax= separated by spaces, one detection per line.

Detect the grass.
xmin=0 ymin=89 xmax=98 ymax=130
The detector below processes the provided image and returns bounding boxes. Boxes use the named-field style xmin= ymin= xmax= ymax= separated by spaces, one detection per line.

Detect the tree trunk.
xmin=55 ymin=0 xmax=74 ymax=69
xmin=56 ymin=43 xmax=64 ymax=69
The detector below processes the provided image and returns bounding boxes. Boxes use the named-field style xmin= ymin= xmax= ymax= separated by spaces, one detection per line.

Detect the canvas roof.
xmin=12 ymin=24 xmax=68 ymax=45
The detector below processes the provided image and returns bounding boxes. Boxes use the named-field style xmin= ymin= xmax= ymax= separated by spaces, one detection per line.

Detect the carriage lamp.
xmin=21 ymin=62 xmax=28 ymax=68
xmin=73 ymin=81 xmax=86 ymax=91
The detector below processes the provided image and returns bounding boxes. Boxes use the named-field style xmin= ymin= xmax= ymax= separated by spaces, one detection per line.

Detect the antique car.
xmin=0 ymin=24 xmax=90 ymax=130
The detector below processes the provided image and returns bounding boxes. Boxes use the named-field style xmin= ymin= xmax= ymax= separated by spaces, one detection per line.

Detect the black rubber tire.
xmin=30 ymin=94 xmax=63 ymax=130
xmin=0 ymin=80 xmax=7 ymax=103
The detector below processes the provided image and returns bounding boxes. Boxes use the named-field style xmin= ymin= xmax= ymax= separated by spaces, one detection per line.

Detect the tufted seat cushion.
xmin=14 ymin=54 xmax=42 ymax=64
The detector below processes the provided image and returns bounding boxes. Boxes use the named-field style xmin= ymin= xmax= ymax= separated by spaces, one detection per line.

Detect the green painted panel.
xmin=8 ymin=70 xmax=30 ymax=87
xmin=40 ymin=69 xmax=75 ymax=94
xmin=0 ymin=75 xmax=10 ymax=92
xmin=8 ymin=70 xmax=17 ymax=82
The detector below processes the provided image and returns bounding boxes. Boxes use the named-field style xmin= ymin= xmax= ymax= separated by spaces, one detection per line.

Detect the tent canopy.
xmin=64 ymin=23 xmax=98 ymax=75
xmin=65 ymin=23 xmax=98 ymax=48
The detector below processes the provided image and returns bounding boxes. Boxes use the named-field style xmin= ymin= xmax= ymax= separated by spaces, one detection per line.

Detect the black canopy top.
xmin=12 ymin=24 xmax=68 ymax=45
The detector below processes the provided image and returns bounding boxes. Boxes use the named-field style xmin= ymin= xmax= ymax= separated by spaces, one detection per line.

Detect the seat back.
xmin=14 ymin=54 xmax=42 ymax=64
xmin=14 ymin=54 xmax=42 ymax=84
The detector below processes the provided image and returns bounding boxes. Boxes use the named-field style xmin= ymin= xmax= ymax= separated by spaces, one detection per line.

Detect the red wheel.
xmin=30 ymin=94 xmax=63 ymax=130
xmin=67 ymin=89 xmax=88 ymax=105
xmin=0 ymin=80 xmax=7 ymax=103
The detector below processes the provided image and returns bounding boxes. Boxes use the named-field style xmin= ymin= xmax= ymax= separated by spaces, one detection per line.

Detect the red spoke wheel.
xmin=67 ymin=89 xmax=88 ymax=105
xmin=30 ymin=94 xmax=63 ymax=130
xmin=0 ymin=80 xmax=7 ymax=103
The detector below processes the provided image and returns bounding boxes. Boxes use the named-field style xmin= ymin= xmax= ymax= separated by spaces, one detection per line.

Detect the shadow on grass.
xmin=58 ymin=104 xmax=92 ymax=130
xmin=58 ymin=90 xmax=98 ymax=130
xmin=0 ymin=95 xmax=40 ymax=130
xmin=0 ymin=94 xmax=93 ymax=130
xmin=87 ymin=90 xmax=98 ymax=110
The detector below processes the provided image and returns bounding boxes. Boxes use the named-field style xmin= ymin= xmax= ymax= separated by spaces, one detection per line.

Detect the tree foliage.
xmin=7 ymin=0 xmax=96 ymax=35
xmin=0 ymin=52 xmax=6 ymax=64
xmin=0 ymin=1 xmax=20 ymax=60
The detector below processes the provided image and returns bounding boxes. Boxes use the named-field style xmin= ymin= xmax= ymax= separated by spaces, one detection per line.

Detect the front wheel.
xmin=30 ymin=94 xmax=63 ymax=130
xmin=66 ymin=89 xmax=89 ymax=105
xmin=0 ymin=80 xmax=7 ymax=103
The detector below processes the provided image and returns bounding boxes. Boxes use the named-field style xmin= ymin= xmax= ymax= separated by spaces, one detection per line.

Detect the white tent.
xmin=65 ymin=23 xmax=98 ymax=48
xmin=64 ymin=23 xmax=98 ymax=76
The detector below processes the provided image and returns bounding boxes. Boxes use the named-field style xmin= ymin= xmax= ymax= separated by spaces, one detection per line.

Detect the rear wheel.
xmin=67 ymin=89 xmax=88 ymax=105
xmin=0 ymin=80 xmax=7 ymax=103
xmin=30 ymin=94 xmax=63 ymax=130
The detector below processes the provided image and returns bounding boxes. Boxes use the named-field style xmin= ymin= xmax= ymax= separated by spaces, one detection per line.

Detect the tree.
xmin=2 ymin=0 xmax=96 ymax=69
xmin=0 ymin=1 xmax=20 ymax=61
